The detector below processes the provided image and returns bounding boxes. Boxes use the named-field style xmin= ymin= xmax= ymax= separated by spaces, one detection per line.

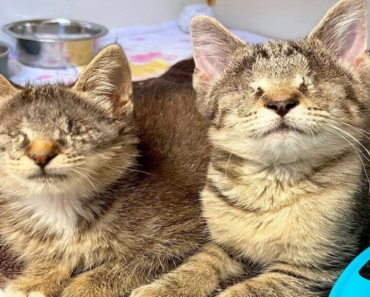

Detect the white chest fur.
xmin=15 ymin=191 xmax=86 ymax=236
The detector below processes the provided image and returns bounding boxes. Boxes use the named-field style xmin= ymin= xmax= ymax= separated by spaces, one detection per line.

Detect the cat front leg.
xmin=61 ymin=258 xmax=158 ymax=297
xmin=4 ymin=263 xmax=70 ymax=297
xmin=130 ymin=243 xmax=244 ymax=297
xmin=217 ymin=264 xmax=336 ymax=297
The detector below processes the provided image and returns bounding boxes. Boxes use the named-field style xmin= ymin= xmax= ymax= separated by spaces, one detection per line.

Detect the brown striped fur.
xmin=131 ymin=0 xmax=370 ymax=296
xmin=0 ymin=46 xmax=210 ymax=296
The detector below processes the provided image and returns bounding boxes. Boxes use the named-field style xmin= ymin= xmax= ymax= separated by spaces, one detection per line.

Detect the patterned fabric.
xmin=8 ymin=21 xmax=269 ymax=85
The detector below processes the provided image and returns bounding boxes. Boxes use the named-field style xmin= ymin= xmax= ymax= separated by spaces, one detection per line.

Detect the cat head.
xmin=191 ymin=0 xmax=370 ymax=164
xmin=0 ymin=44 xmax=138 ymax=200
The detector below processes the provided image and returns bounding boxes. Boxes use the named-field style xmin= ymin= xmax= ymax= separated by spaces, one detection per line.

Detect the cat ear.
xmin=191 ymin=16 xmax=245 ymax=82
xmin=308 ymin=0 xmax=367 ymax=68
xmin=73 ymin=44 xmax=132 ymax=113
xmin=0 ymin=75 xmax=18 ymax=99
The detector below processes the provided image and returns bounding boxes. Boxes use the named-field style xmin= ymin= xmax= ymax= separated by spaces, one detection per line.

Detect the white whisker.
xmin=323 ymin=123 xmax=370 ymax=190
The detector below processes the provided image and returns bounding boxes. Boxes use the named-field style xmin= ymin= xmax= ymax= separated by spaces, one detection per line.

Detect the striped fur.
xmin=0 ymin=48 xmax=210 ymax=296
xmin=131 ymin=0 xmax=370 ymax=296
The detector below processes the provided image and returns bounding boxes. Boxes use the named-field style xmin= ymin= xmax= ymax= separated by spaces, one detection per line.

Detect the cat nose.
xmin=32 ymin=153 xmax=57 ymax=168
xmin=265 ymin=99 xmax=299 ymax=117
xmin=27 ymin=140 xmax=59 ymax=168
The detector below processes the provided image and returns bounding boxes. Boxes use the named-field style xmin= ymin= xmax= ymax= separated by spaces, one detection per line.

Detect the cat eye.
xmin=67 ymin=119 xmax=73 ymax=133
xmin=254 ymin=87 xmax=264 ymax=97
xmin=57 ymin=139 xmax=67 ymax=147
xmin=233 ymin=84 xmax=239 ymax=90
xmin=299 ymin=78 xmax=308 ymax=93
xmin=16 ymin=134 xmax=29 ymax=148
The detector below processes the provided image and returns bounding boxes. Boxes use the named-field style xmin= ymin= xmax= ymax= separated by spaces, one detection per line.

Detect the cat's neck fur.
xmin=2 ymin=167 xmax=133 ymax=238
xmin=209 ymin=146 xmax=362 ymax=213
xmin=13 ymin=192 xmax=87 ymax=237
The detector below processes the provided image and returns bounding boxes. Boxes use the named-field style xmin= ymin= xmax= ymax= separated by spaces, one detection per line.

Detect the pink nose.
xmin=30 ymin=152 xmax=58 ymax=168
xmin=27 ymin=140 xmax=59 ymax=168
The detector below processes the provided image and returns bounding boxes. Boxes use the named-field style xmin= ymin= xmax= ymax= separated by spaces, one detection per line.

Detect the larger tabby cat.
xmin=0 ymin=46 xmax=210 ymax=296
xmin=131 ymin=0 xmax=370 ymax=296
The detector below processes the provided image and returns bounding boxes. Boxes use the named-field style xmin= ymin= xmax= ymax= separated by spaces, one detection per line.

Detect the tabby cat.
xmin=0 ymin=46 xmax=210 ymax=297
xmin=131 ymin=0 xmax=370 ymax=296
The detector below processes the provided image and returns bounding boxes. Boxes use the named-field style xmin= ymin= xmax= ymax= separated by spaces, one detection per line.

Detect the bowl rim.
xmin=2 ymin=18 xmax=109 ymax=42
xmin=0 ymin=41 xmax=12 ymax=58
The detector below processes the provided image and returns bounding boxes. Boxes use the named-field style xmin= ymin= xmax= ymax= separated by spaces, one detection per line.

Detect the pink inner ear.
xmin=341 ymin=23 xmax=367 ymax=67
xmin=196 ymin=54 xmax=218 ymax=81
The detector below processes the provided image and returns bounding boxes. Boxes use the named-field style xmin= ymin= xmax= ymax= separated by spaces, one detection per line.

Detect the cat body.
xmin=0 ymin=48 xmax=209 ymax=297
xmin=131 ymin=0 xmax=370 ymax=296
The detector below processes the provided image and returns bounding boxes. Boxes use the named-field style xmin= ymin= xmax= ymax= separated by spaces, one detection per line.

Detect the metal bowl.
xmin=3 ymin=19 xmax=108 ymax=68
xmin=0 ymin=41 xmax=11 ymax=77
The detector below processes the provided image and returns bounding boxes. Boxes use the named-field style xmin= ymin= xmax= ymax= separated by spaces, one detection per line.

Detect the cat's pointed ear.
xmin=73 ymin=44 xmax=132 ymax=113
xmin=0 ymin=75 xmax=18 ymax=99
xmin=308 ymin=0 xmax=367 ymax=68
xmin=191 ymin=16 xmax=245 ymax=82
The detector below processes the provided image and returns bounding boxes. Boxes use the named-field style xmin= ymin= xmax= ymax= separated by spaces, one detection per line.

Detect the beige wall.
xmin=0 ymin=0 xmax=203 ymax=44
xmin=215 ymin=0 xmax=370 ymax=43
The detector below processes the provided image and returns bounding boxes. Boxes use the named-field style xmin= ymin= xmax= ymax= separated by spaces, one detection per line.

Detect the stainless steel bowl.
xmin=0 ymin=41 xmax=11 ymax=77
xmin=3 ymin=19 xmax=108 ymax=68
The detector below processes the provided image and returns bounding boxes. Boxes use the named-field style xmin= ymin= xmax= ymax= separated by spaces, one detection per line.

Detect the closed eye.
xmin=67 ymin=119 xmax=73 ymax=134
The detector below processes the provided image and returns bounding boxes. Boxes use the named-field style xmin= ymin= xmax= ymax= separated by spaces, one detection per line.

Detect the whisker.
xmin=328 ymin=124 xmax=370 ymax=158
xmin=71 ymin=169 xmax=101 ymax=195
xmin=323 ymin=124 xmax=370 ymax=190
xmin=327 ymin=119 xmax=370 ymax=143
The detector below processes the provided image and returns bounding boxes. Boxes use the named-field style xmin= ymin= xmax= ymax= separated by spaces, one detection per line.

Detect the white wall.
xmin=215 ymin=0 xmax=370 ymax=42
xmin=0 ymin=0 xmax=202 ymax=44
xmin=2 ymin=0 xmax=369 ymax=47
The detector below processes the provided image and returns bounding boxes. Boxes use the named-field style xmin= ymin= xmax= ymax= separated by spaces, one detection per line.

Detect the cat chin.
xmin=24 ymin=181 xmax=94 ymax=198
xmin=213 ymin=129 xmax=348 ymax=165
xmin=255 ymin=137 xmax=344 ymax=164
xmin=0 ymin=174 xmax=96 ymax=201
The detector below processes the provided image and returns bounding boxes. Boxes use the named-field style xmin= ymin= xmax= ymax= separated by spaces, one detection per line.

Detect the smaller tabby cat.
xmin=132 ymin=0 xmax=370 ymax=296
xmin=0 ymin=45 xmax=210 ymax=296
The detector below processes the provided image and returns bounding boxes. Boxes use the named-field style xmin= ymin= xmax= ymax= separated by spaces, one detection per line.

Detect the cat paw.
xmin=130 ymin=285 xmax=166 ymax=297
xmin=4 ymin=286 xmax=46 ymax=297
xmin=217 ymin=291 xmax=239 ymax=297
xmin=217 ymin=283 xmax=250 ymax=297
xmin=3 ymin=287 xmax=45 ymax=297
xmin=61 ymin=278 xmax=110 ymax=297
xmin=61 ymin=286 xmax=88 ymax=297
xmin=131 ymin=284 xmax=194 ymax=297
